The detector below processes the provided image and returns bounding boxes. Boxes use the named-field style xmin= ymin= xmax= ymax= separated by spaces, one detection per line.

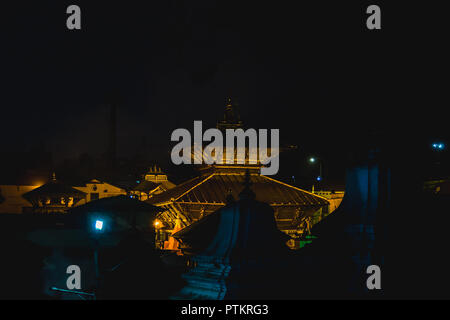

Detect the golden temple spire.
xmin=217 ymin=97 xmax=243 ymax=131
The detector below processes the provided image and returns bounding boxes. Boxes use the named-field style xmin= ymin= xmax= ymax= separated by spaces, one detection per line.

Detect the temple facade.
xmin=148 ymin=98 xmax=330 ymax=249
xmin=149 ymin=165 xmax=328 ymax=248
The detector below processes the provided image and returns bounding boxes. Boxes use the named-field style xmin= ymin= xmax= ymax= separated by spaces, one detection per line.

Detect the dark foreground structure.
xmin=171 ymin=171 xmax=294 ymax=299
xmin=0 ymin=196 xmax=185 ymax=299
xmin=169 ymin=165 xmax=384 ymax=299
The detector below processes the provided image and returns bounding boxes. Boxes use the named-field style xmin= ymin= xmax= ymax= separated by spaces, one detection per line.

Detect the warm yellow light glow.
xmin=154 ymin=220 xmax=162 ymax=228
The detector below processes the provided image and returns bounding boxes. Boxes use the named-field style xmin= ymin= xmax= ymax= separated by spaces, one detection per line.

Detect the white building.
xmin=0 ymin=178 xmax=127 ymax=213
xmin=73 ymin=179 xmax=127 ymax=204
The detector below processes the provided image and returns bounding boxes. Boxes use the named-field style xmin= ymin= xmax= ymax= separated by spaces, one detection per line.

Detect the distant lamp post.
xmin=92 ymin=218 xmax=106 ymax=297
xmin=309 ymin=156 xmax=323 ymax=192
xmin=431 ymin=142 xmax=445 ymax=177
xmin=154 ymin=219 xmax=163 ymax=249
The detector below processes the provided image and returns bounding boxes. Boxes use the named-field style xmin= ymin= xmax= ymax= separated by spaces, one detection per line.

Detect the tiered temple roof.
xmin=148 ymin=165 xmax=328 ymax=231
xmin=148 ymin=98 xmax=329 ymax=239
xmin=170 ymin=172 xmax=297 ymax=299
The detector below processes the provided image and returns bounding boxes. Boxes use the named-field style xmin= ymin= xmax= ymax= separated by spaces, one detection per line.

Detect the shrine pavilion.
xmin=22 ymin=173 xmax=86 ymax=214
xmin=131 ymin=165 xmax=176 ymax=201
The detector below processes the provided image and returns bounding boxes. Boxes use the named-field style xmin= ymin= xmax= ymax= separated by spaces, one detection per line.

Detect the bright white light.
xmin=309 ymin=157 xmax=316 ymax=163
xmin=95 ymin=220 xmax=104 ymax=231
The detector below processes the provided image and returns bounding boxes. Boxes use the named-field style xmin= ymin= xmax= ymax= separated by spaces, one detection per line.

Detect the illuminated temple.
xmin=22 ymin=173 xmax=86 ymax=214
xmin=148 ymin=99 xmax=330 ymax=249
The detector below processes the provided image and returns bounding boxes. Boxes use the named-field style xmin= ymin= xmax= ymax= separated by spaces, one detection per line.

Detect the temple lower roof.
xmin=148 ymin=169 xmax=328 ymax=208
xmin=147 ymin=167 xmax=328 ymax=229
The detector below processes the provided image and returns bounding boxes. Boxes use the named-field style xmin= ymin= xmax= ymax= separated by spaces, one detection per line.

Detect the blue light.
xmin=432 ymin=143 xmax=445 ymax=150
xmin=95 ymin=220 xmax=104 ymax=231
xmin=316 ymin=176 xmax=321 ymax=181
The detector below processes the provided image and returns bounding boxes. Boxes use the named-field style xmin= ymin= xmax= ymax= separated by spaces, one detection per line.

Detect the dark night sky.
xmin=1 ymin=1 xmax=449 ymax=183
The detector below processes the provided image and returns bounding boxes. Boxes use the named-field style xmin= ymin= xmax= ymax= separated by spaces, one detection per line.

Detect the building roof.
xmin=132 ymin=180 xmax=161 ymax=193
xmin=69 ymin=195 xmax=163 ymax=215
xmin=172 ymin=187 xmax=291 ymax=257
xmin=22 ymin=178 xmax=86 ymax=201
xmin=148 ymin=167 xmax=329 ymax=208
xmin=132 ymin=179 xmax=176 ymax=193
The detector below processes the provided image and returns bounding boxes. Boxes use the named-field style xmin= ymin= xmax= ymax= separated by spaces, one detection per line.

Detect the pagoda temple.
xmin=22 ymin=173 xmax=86 ymax=214
xmin=148 ymin=98 xmax=329 ymax=248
